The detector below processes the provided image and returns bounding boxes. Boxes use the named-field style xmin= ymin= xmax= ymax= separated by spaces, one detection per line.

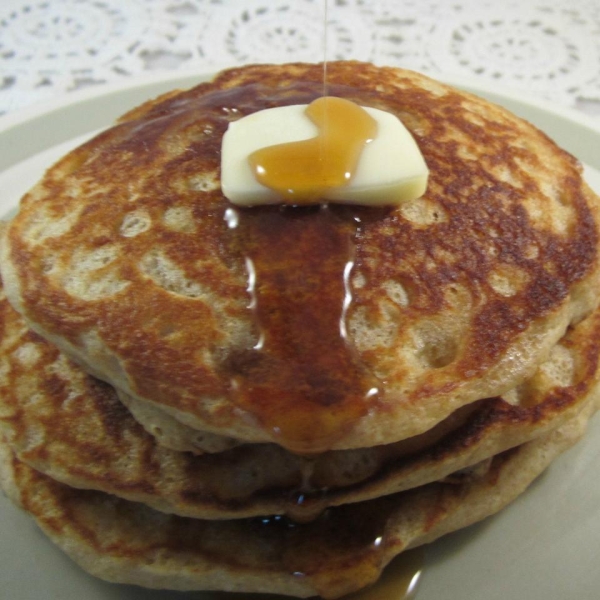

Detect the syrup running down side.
xmin=345 ymin=550 xmax=423 ymax=600
xmin=205 ymin=549 xmax=422 ymax=600
xmin=223 ymin=204 xmax=388 ymax=453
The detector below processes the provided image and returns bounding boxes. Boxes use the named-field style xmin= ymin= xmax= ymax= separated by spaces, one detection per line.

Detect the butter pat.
xmin=221 ymin=103 xmax=429 ymax=206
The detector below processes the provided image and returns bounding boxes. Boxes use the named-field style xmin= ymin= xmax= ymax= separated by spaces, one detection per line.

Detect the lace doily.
xmin=1 ymin=0 xmax=599 ymax=117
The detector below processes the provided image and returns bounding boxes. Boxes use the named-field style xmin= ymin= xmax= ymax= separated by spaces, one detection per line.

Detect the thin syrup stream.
xmin=323 ymin=0 xmax=328 ymax=98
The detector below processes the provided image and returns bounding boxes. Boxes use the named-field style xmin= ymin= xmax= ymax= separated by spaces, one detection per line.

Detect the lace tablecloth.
xmin=1 ymin=0 xmax=600 ymax=119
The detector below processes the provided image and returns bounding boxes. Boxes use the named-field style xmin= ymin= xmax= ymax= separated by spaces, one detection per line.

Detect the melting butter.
xmin=249 ymin=97 xmax=377 ymax=202
xmin=221 ymin=98 xmax=429 ymax=206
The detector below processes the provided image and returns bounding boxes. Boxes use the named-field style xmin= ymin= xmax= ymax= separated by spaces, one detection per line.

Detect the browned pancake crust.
xmin=2 ymin=284 xmax=599 ymax=521
xmin=0 ymin=407 xmax=594 ymax=599
xmin=2 ymin=62 xmax=600 ymax=452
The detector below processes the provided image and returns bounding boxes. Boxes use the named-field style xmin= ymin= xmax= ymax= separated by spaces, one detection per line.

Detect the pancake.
xmin=0 ymin=403 xmax=595 ymax=599
xmin=2 ymin=282 xmax=599 ymax=521
xmin=2 ymin=62 xmax=600 ymax=454
xmin=117 ymin=389 xmax=241 ymax=454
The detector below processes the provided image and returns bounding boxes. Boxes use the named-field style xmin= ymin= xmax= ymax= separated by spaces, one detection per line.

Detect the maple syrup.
xmin=344 ymin=550 xmax=423 ymax=600
xmin=203 ymin=549 xmax=423 ymax=600
xmin=223 ymin=203 xmax=386 ymax=454
xmin=323 ymin=0 xmax=329 ymax=97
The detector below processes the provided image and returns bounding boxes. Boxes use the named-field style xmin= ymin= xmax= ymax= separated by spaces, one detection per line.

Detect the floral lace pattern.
xmin=1 ymin=0 xmax=599 ymax=116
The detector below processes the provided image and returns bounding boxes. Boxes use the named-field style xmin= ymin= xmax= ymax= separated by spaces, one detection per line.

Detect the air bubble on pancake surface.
xmin=539 ymin=343 xmax=575 ymax=389
xmin=63 ymin=246 xmax=130 ymax=300
xmin=120 ymin=210 xmax=152 ymax=238
xmin=554 ymin=194 xmax=578 ymax=230
xmin=348 ymin=303 xmax=398 ymax=352
xmin=488 ymin=264 xmax=529 ymax=297
xmin=541 ymin=183 xmax=575 ymax=235
xmin=11 ymin=343 xmax=41 ymax=368
xmin=40 ymin=255 xmax=57 ymax=274
xmin=64 ymin=273 xmax=130 ymax=301
xmin=349 ymin=280 xmax=467 ymax=375
xmin=493 ymin=165 xmax=521 ymax=187
xmin=150 ymin=425 xmax=164 ymax=439
xmin=140 ymin=250 xmax=204 ymax=298
xmin=412 ymin=321 xmax=460 ymax=370
xmin=352 ymin=271 xmax=366 ymax=290
xmin=445 ymin=283 xmax=470 ymax=305
xmin=21 ymin=204 xmax=82 ymax=244
xmin=399 ymin=198 xmax=448 ymax=227
xmin=20 ymin=421 xmax=45 ymax=452
xmin=16 ymin=379 xmax=44 ymax=409
xmin=383 ymin=280 xmax=410 ymax=307
xmin=502 ymin=342 xmax=576 ymax=409
xmin=413 ymin=77 xmax=448 ymax=98
xmin=518 ymin=177 xmax=575 ymax=235
xmin=73 ymin=245 xmax=119 ymax=271
xmin=456 ymin=144 xmax=478 ymax=161
xmin=163 ymin=205 xmax=196 ymax=233
xmin=188 ymin=173 xmax=218 ymax=192
xmin=419 ymin=333 xmax=458 ymax=369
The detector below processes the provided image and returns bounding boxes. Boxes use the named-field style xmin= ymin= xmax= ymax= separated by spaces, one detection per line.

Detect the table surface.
xmin=1 ymin=0 xmax=600 ymax=120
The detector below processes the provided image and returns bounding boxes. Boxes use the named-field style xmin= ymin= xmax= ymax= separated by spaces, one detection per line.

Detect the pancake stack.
xmin=1 ymin=62 xmax=600 ymax=598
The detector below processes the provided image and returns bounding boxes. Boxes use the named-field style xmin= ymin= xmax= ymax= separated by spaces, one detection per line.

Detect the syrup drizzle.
xmin=345 ymin=550 xmax=423 ymax=600
xmin=228 ymin=508 xmax=423 ymax=600
xmin=323 ymin=0 xmax=329 ymax=97
xmin=223 ymin=204 xmax=384 ymax=453
xmin=206 ymin=544 xmax=422 ymax=600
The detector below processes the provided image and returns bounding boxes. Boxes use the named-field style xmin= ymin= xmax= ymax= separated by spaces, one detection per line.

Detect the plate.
xmin=1 ymin=71 xmax=600 ymax=600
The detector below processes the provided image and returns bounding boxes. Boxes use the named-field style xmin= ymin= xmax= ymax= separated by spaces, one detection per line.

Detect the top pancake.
xmin=2 ymin=62 xmax=600 ymax=453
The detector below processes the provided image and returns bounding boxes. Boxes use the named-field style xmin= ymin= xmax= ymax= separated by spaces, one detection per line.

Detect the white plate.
xmin=1 ymin=71 xmax=600 ymax=600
